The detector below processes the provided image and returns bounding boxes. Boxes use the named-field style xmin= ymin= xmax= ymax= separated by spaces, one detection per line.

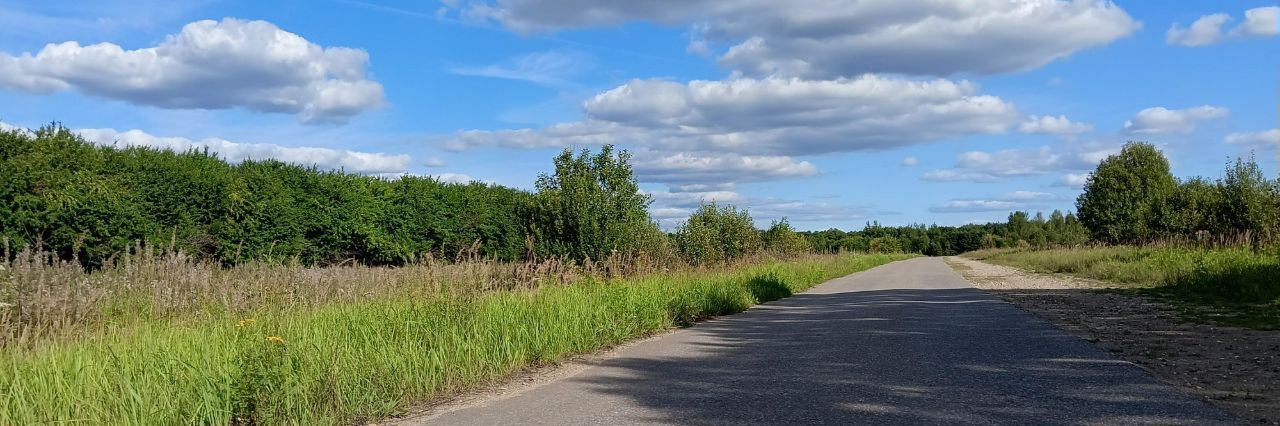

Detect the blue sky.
xmin=1 ymin=0 xmax=1276 ymax=230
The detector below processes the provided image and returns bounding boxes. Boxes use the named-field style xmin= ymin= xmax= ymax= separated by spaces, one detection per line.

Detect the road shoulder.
xmin=946 ymin=256 xmax=1279 ymax=424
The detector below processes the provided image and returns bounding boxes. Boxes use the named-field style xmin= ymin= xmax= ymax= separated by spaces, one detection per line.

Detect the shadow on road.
xmin=572 ymin=288 xmax=1234 ymax=425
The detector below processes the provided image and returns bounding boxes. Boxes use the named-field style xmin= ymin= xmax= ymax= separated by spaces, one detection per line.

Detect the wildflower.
xmin=235 ymin=318 xmax=255 ymax=328
xmin=265 ymin=335 xmax=285 ymax=344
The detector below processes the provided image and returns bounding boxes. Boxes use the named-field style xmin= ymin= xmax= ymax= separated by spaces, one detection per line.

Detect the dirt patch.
xmin=947 ymin=256 xmax=1280 ymax=424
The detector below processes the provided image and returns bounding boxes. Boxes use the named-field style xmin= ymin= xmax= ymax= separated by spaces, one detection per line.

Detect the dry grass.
xmin=0 ymin=240 xmax=688 ymax=348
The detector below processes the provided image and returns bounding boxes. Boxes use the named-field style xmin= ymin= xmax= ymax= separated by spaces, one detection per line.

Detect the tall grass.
xmin=965 ymin=246 xmax=1280 ymax=328
xmin=0 ymin=248 xmax=910 ymax=424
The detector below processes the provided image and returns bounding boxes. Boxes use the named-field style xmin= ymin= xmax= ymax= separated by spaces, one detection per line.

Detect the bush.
xmin=762 ymin=218 xmax=811 ymax=256
xmin=529 ymin=145 xmax=668 ymax=261
xmin=673 ymin=203 xmax=762 ymax=265
xmin=868 ymin=236 xmax=903 ymax=254
xmin=0 ymin=124 xmax=534 ymax=266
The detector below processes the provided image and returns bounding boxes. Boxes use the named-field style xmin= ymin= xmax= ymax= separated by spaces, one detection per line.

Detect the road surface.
xmin=414 ymin=257 xmax=1236 ymax=425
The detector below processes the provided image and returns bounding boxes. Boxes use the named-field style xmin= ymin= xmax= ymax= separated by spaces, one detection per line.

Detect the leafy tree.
xmin=762 ymin=218 xmax=811 ymax=256
xmin=1217 ymin=154 xmax=1277 ymax=238
xmin=867 ymin=236 xmax=903 ymax=254
xmin=530 ymin=145 xmax=666 ymax=261
xmin=673 ymin=203 xmax=762 ymax=264
xmin=1077 ymin=142 xmax=1178 ymax=243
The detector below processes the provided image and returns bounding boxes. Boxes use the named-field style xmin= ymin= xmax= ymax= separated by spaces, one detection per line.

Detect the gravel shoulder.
xmin=947 ymin=256 xmax=1280 ymax=424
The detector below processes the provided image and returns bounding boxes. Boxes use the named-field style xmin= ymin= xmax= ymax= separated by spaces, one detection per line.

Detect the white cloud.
xmin=648 ymin=188 xmax=869 ymax=229
xmin=446 ymin=75 xmax=1018 ymax=156
xmin=1166 ymin=13 xmax=1232 ymax=47
xmin=930 ymin=200 xmax=1023 ymax=213
xmin=901 ymin=156 xmax=919 ymax=167
xmin=423 ymin=157 xmax=448 ymax=167
xmin=1168 ymin=7 xmax=1278 ymax=47
xmin=450 ymin=50 xmax=592 ymax=87
xmin=1225 ymin=129 xmax=1280 ymax=150
xmin=1054 ymin=173 xmax=1090 ymax=187
xmin=1122 ymin=105 xmax=1228 ymax=135
xmin=1018 ymin=114 xmax=1093 ymax=135
xmin=454 ymin=0 xmax=1138 ymax=77
xmin=1000 ymin=191 xmax=1057 ymax=201
xmin=0 ymin=18 xmax=384 ymax=123
xmin=1233 ymin=6 xmax=1279 ymax=37
xmin=76 ymin=127 xmax=410 ymax=174
xmin=930 ymin=190 xmax=1058 ymax=213
xmin=433 ymin=173 xmax=482 ymax=184
xmin=632 ymin=150 xmax=818 ymax=186
xmin=922 ymin=145 xmax=1114 ymax=182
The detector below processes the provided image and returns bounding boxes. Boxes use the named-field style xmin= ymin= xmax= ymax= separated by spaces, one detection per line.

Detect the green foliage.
xmin=0 ymin=253 xmax=911 ymax=424
xmin=0 ymin=124 xmax=530 ymax=266
xmin=967 ymin=246 xmax=1280 ymax=329
xmin=762 ymin=218 xmax=811 ymax=256
xmin=801 ymin=213 xmax=1089 ymax=257
xmin=1077 ymin=142 xmax=1179 ymax=243
xmin=1217 ymin=154 xmax=1279 ymax=238
xmin=867 ymin=236 xmax=903 ymax=253
xmin=530 ymin=146 xmax=668 ymax=260
xmin=673 ymin=203 xmax=763 ymax=265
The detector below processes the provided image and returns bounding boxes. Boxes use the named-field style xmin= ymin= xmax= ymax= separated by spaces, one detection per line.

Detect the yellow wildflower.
xmin=235 ymin=318 xmax=256 ymax=328
xmin=265 ymin=335 xmax=285 ymax=344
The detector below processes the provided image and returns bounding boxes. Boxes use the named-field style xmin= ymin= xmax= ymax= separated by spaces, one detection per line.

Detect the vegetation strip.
xmin=965 ymin=247 xmax=1280 ymax=329
xmin=1 ymin=253 xmax=910 ymax=424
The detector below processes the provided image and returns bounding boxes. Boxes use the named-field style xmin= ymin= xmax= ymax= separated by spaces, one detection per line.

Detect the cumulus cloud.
xmin=1166 ymin=13 xmax=1232 ymax=47
xmin=0 ymin=18 xmax=384 ymax=123
xmin=1054 ymin=173 xmax=1090 ymax=187
xmin=922 ymin=145 xmax=1114 ymax=183
xmin=1122 ymin=105 xmax=1228 ymax=135
xmin=446 ymin=75 xmax=1018 ymax=156
xmin=423 ymin=157 xmax=448 ymax=167
xmin=1168 ymin=7 xmax=1278 ymax=46
xmin=1234 ymin=6 xmax=1280 ymax=37
xmin=75 ymin=127 xmax=410 ymax=174
xmin=901 ymin=156 xmax=919 ymax=167
xmin=648 ymin=188 xmax=869 ymax=229
xmin=454 ymin=0 xmax=1138 ymax=77
xmin=930 ymin=190 xmax=1058 ymax=213
xmin=632 ymin=150 xmax=818 ymax=186
xmin=1225 ymin=129 xmax=1280 ymax=150
xmin=432 ymin=173 xmax=482 ymax=184
xmin=930 ymin=200 xmax=1023 ymax=213
xmin=1019 ymin=115 xmax=1093 ymax=135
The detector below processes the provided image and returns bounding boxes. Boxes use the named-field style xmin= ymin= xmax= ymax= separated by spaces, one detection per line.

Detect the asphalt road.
xmin=415 ymin=257 xmax=1237 ymax=425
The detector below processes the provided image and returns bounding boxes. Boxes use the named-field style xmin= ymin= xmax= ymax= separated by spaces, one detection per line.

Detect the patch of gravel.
xmin=947 ymin=256 xmax=1280 ymax=424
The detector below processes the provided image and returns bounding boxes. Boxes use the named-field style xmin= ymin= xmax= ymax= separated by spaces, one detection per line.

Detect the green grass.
xmin=0 ymin=253 xmax=910 ymax=424
xmin=965 ymin=246 xmax=1280 ymax=329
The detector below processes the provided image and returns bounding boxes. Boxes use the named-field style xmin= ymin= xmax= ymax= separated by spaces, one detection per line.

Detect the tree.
xmin=1217 ymin=154 xmax=1277 ymax=239
xmin=530 ymin=145 xmax=668 ymax=261
xmin=1076 ymin=142 xmax=1178 ymax=243
xmin=867 ymin=236 xmax=902 ymax=253
xmin=762 ymin=218 xmax=811 ymax=256
xmin=673 ymin=203 xmax=762 ymax=265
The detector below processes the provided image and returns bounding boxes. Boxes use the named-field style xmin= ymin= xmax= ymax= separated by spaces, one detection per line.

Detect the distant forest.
xmin=2 ymin=124 xmax=1276 ymax=267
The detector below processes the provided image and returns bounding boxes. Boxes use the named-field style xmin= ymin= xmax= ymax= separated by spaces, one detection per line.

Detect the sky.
xmin=0 ymin=0 xmax=1276 ymax=230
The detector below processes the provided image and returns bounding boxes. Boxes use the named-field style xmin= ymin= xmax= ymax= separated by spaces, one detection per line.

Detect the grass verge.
xmin=964 ymin=247 xmax=1280 ymax=329
xmin=0 ymin=253 xmax=910 ymax=424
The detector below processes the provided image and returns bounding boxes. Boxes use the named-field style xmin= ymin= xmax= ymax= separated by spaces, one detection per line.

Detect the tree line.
xmin=3 ymin=123 xmax=1272 ymax=267
xmin=803 ymin=142 xmax=1278 ymax=255
xmin=0 ymin=124 xmax=811 ymax=267
xmin=1077 ymin=142 xmax=1278 ymax=246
